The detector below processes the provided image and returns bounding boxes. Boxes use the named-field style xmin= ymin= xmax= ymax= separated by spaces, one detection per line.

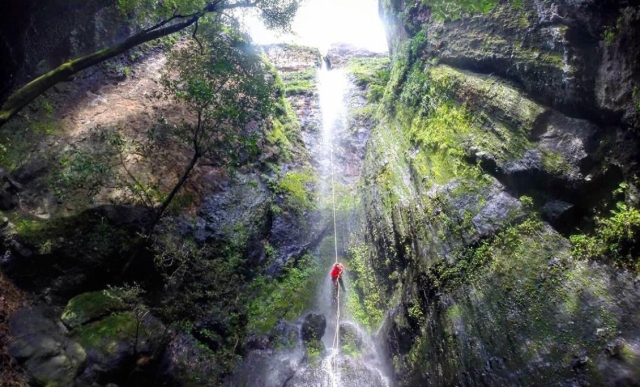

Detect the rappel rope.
xmin=329 ymin=138 xmax=341 ymax=387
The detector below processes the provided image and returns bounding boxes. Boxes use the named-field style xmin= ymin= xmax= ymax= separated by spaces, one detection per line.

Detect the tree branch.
xmin=192 ymin=19 xmax=204 ymax=55
xmin=0 ymin=15 xmax=200 ymax=127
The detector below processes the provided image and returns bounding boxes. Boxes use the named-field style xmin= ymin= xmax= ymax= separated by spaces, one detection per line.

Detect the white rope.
xmin=329 ymin=136 xmax=341 ymax=387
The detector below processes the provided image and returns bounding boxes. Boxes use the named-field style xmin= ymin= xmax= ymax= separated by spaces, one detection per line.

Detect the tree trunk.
xmin=119 ymin=150 xmax=200 ymax=277
xmin=149 ymin=150 xmax=201 ymax=233
xmin=0 ymin=16 xmax=199 ymax=127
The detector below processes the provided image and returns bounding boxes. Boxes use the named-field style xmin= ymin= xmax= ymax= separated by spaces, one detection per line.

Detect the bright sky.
xmin=242 ymin=0 xmax=388 ymax=54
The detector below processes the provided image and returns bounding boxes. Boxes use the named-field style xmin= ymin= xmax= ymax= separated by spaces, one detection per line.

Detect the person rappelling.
xmin=330 ymin=262 xmax=345 ymax=291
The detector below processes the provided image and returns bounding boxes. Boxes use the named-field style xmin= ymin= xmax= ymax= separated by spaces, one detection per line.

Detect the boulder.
xmin=73 ymin=310 xmax=166 ymax=384
xmin=301 ymin=313 xmax=326 ymax=343
xmin=61 ymin=290 xmax=127 ymax=329
xmin=339 ymin=322 xmax=364 ymax=354
xmin=8 ymin=306 xmax=86 ymax=387
xmin=156 ymin=332 xmax=218 ymax=387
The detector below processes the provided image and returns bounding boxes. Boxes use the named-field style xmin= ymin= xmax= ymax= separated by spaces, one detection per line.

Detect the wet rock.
xmin=0 ymin=188 xmax=17 ymax=210
xmin=537 ymin=113 xmax=598 ymax=182
xmin=286 ymin=354 xmax=387 ymax=387
xmin=339 ymin=322 xmax=364 ymax=353
xmin=197 ymin=173 xmax=270 ymax=245
xmin=223 ymin=346 xmax=305 ymax=387
xmin=605 ymin=338 xmax=627 ymax=358
xmin=272 ymin=320 xmax=300 ymax=348
xmin=8 ymin=306 xmax=87 ymax=387
xmin=263 ymin=44 xmax=321 ymax=72
xmin=301 ymin=313 xmax=326 ymax=343
xmin=267 ymin=212 xmax=312 ymax=274
xmin=440 ymin=179 xmax=524 ymax=243
xmin=541 ymin=200 xmax=573 ymax=222
xmin=325 ymin=43 xmax=386 ymax=69
xmin=503 ymin=149 xmax=543 ymax=174
xmin=157 ymin=332 xmax=218 ymax=387
xmin=571 ymin=355 xmax=589 ymax=370
xmin=73 ymin=310 xmax=166 ymax=384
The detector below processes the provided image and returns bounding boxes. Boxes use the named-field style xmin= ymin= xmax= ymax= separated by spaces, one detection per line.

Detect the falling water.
xmin=314 ymin=61 xmax=391 ymax=387
xmin=225 ymin=54 xmax=391 ymax=387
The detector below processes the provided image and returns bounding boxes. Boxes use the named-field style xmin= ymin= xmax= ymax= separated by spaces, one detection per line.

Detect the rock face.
xmin=354 ymin=0 xmax=640 ymax=386
xmin=301 ymin=313 xmax=326 ymax=343
xmin=8 ymin=293 xmax=174 ymax=387
xmin=0 ymin=0 xmax=133 ymax=99
xmin=8 ymin=307 xmax=86 ymax=387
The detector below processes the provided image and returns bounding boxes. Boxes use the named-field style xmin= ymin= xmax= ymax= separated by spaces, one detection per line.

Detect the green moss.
xmin=305 ymin=339 xmax=324 ymax=364
xmin=570 ymin=201 xmax=640 ymax=270
xmin=62 ymin=291 xmax=127 ymax=328
xmin=541 ymin=150 xmax=573 ymax=176
xmin=348 ymin=58 xmax=391 ymax=87
xmin=275 ymin=170 xmax=316 ymax=214
xmin=604 ymin=16 xmax=623 ymax=47
xmin=74 ymin=312 xmax=138 ymax=351
xmin=346 ymin=243 xmax=386 ymax=330
xmin=282 ymin=69 xmax=317 ymax=95
xmin=247 ymin=254 xmax=318 ymax=334
xmin=266 ymin=94 xmax=303 ymax=162
xmin=425 ymin=0 xmax=500 ymax=20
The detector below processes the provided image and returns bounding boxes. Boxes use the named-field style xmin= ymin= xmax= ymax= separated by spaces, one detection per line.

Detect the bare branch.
xmin=192 ymin=19 xmax=204 ymax=55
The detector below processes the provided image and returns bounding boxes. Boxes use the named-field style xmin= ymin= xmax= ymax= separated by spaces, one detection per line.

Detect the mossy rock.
xmin=74 ymin=312 xmax=139 ymax=352
xmin=61 ymin=291 xmax=128 ymax=329
xmin=72 ymin=311 xmax=165 ymax=380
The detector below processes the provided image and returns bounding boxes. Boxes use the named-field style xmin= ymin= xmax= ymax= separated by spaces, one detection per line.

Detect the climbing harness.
xmin=329 ymin=134 xmax=341 ymax=387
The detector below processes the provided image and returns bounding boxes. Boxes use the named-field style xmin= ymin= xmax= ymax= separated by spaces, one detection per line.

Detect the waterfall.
xmin=226 ymin=50 xmax=392 ymax=387
xmin=313 ymin=61 xmax=392 ymax=387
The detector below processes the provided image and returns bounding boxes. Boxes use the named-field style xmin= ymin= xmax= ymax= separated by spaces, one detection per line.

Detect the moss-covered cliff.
xmin=355 ymin=0 xmax=640 ymax=385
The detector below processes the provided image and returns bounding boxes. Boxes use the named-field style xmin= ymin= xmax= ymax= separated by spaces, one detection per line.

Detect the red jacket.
xmin=331 ymin=263 xmax=344 ymax=279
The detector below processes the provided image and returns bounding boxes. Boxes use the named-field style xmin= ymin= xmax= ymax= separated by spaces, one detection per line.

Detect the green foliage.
xmin=305 ymin=339 xmax=324 ymax=363
xmin=275 ymin=170 xmax=316 ymax=214
xmin=519 ymin=195 xmax=534 ymax=209
xmin=160 ymin=22 xmax=275 ymax=165
xmin=570 ymin=202 xmax=640 ymax=269
xmin=264 ymin=242 xmax=276 ymax=261
xmin=409 ymin=30 xmax=427 ymax=58
xmin=429 ymin=218 xmax=546 ymax=290
xmin=0 ymin=98 xmax=60 ymax=170
xmin=348 ymin=57 xmax=391 ymax=104
xmin=348 ymin=58 xmax=391 ymax=87
xmin=267 ymin=115 xmax=294 ymax=158
xmin=50 ymin=141 xmax=119 ymax=200
xmin=153 ymin=228 xmax=250 ymax=379
xmin=346 ymin=243 xmax=385 ymax=330
xmin=118 ymin=0 xmax=300 ymax=32
xmin=265 ymin=71 xmax=304 ymax=162
xmin=603 ymin=16 xmax=623 ymax=47
xmin=633 ymin=87 xmax=640 ymax=113
xmin=281 ymin=69 xmax=317 ymax=95
xmin=248 ymin=254 xmax=318 ymax=334
xmin=511 ymin=0 xmax=525 ymax=10
xmin=424 ymin=0 xmax=500 ymax=21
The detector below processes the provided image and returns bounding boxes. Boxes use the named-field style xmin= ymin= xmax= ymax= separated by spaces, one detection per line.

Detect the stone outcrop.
xmin=8 ymin=307 xmax=86 ymax=387
xmin=355 ymin=0 xmax=640 ymax=386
